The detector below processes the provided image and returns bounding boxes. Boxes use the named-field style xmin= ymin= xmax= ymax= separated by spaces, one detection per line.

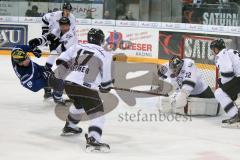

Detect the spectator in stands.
xmin=182 ymin=5 xmax=194 ymax=23
xmin=103 ymin=10 xmax=112 ymax=19
xmin=25 ymin=5 xmax=41 ymax=17
xmin=116 ymin=2 xmax=126 ymax=20
xmin=125 ymin=10 xmax=137 ymax=21
xmin=85 ymin=10 xmax=94 ymax=19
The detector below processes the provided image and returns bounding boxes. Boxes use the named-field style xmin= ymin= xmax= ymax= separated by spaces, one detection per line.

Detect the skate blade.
xmin=85 ymin=146 xmax=110 ymax=153
xmin=222 ymin=122 xmax=240 ymax=129
xmin=60 ymin=132 xmax=81 ymax=137
xmin=43 ymin=97 xmax=53 ymax=101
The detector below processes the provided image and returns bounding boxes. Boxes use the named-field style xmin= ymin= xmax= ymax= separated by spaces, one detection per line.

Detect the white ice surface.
xmin=0 ymin=55 xmax=240 ymax=160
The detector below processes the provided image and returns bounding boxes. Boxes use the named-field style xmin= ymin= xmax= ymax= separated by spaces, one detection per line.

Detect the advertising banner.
xmin=158 ymin=31 xmax=239 ymax=64
xmin=0 ymin=24 xmax=28 ymax=50
xmin=183 ymin=3 xmax=240 ymax=26
xmin=76 ymin=25 xmax=159 ymax=58
xmin=71 ymin=3 xmax=103 ymax=19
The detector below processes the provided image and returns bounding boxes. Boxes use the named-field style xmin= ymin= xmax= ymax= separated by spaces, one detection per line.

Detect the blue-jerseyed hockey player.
xmin=11 ymin=45 xmax=65 ymax=104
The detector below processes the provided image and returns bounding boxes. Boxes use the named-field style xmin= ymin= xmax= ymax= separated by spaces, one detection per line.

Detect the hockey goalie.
xmin=158 ymin=56 xmax=220 ymax=116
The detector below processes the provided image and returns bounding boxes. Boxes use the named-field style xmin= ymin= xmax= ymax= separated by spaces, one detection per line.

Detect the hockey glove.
xmin=49 ymin=40 xmax=61 ymax=51
xmin=46 ymin=33 xmax=58 ymax=42
xmin=29 ymin=38 xmax=41 ymax=48
xmin=99 ymin=80 xmax=115 ymax=93
xmin=99 ymin=85 xmax=111 ymax=93
xmin=46 ymin=33 xmax=61 ymax=51
xmin=31 ymin=47 xmax=42 ymax=58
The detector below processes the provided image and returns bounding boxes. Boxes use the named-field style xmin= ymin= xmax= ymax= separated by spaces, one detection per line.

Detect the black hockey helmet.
xmin=58 ymin=17 xmax=71 ymax=25
xmin=87 ymin=28 xmax=105 ymax=45
xmin=63 ymin=2 xmax=72 ymax=11
xmin=169 ymin=55 xmax=184 ymax=77
xmin=210 ymin=39 xmax=226 ymax=51
xmin=11 ymin=48 xmax=29 ymax=63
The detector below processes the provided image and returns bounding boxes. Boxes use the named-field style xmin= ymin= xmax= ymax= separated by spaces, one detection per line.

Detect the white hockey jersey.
xmin=57 ymin=43 xmax=113 ymax=90
xmin=215 ymin=49 xmax=240 ymax=84
xmin=42 ymin=11 xmax=76 ymax=34
xmin=163 ymin=58 xmax=208 ymax=95
xmin=51 ymin=28 xmax=77 ymax=53
xmin=38 ymin=27 xmax=77 ymax=54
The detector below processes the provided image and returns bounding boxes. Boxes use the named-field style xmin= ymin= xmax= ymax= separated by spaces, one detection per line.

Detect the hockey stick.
xmin=110 ymin=87 xmax=168 ymax=96
xmin=41 ymin=52 xmax=60 ymax=56
xmin=62 ymin=81 xmax=167 ymax=96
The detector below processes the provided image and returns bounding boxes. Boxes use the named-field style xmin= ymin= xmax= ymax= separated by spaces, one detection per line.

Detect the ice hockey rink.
xmin=0 ymin=55 xmax=240 ymax=160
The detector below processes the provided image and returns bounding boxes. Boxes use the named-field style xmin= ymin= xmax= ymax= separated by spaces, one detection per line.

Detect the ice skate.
xmin=85 ymin=134 xmax=110 ymax=153
xmin=222 ymin=110 xmax=240 ymax=128
xmin=61 ymin=122 xmax=82 ymax=136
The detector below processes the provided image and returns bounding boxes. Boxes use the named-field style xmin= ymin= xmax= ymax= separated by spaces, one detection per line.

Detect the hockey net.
xmin=181 ymin=35 xmax=233 ymax=90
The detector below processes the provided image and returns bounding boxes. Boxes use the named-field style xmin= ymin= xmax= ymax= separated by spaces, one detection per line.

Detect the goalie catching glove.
xmin=170 ymin=89 xmax=190 ymax=109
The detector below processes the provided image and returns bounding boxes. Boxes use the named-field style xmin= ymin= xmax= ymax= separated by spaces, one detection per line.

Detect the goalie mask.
xmin=11 ymin=48 xmax=29 ymax=64
xmin=169 ymin=56 xmax=184 ymax=78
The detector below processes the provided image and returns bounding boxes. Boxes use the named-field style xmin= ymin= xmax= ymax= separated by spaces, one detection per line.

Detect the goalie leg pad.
xmin=159 ymin=97 xmax=222 ymax=116
xmin=179 ymin=97 xmax=222 ymax=116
